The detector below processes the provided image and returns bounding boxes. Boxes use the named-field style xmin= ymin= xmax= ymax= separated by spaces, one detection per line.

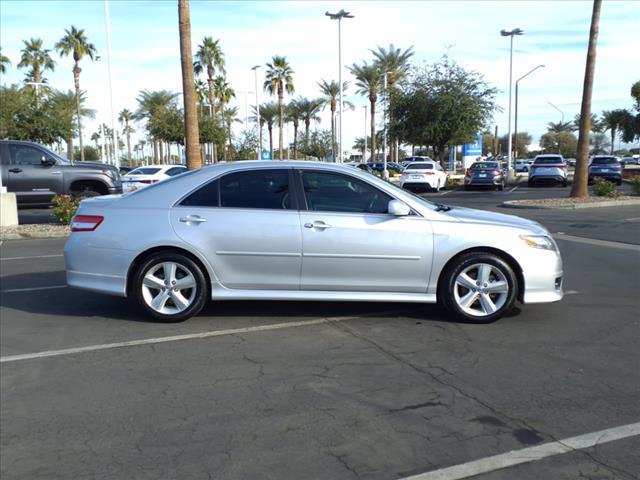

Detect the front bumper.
xmin=464 ymin=176 xmax=503 ymax=186
xmin=521 ymin=248 xmax=564 ymax=304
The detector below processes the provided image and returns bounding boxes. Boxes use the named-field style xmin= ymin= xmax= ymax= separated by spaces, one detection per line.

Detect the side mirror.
xmin=388 ymin=199 xmax=410 ymax=216
xmin=41 ymin=156 xmax=56 ymax=166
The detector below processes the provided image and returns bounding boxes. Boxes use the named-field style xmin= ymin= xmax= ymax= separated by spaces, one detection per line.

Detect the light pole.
xmin=547 ymin=101 xmax=565 ymax=123
xmin=326 ymin=9 xmax=354 ymax=163
xmin=382 ymin=71 xmax=390 ymax=179
xmin=514 ymin=64 xmax=544 ymax=158
xmin=104 ymin=0 xmax=120 ymax=169
xmin=500 ymin=27 xmax=523 ymax=176
xmin=363 ymin=105 xmax=367 ymax=163
xmin=236 ymin=90 xmax=254 ymax=130
xmin=251 ymin=65 xmax=261 ymax=159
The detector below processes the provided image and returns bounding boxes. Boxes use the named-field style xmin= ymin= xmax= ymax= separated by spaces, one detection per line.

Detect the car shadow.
xmin=0 ymin=271 xmax=495 ymax=325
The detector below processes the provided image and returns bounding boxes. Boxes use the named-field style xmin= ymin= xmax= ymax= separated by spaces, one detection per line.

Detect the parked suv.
xmin=0 ymin=140 xmax=122 ymax=205
xmin=528 ymin=154 xmax=568 ymax=187
xmin=588 ymin=156 xmax=622 ymax=185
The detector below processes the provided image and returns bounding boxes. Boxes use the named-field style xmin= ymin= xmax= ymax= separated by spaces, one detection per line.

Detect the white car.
xmin=122 ymin=165 xmax=187 ymax=192
xmin=399 ymin=161 xmax=448 ymax=192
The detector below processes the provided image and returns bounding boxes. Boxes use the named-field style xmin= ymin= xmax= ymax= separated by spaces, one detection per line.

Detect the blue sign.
xmin=261 ymin=150 xmax=271 ymax=160
xmin=462 ymin=133 xmax=483 ymax=157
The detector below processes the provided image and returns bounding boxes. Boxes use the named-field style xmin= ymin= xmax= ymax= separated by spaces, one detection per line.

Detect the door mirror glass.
xmin=388 ymin=200 xmax=410 ymax=216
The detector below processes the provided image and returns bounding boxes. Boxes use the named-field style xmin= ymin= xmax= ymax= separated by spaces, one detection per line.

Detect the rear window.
xmin=406 ymin=163 xmax=434 ymax=170
xmin=129 ymin=167 xmax=162 ymax=175
xmin=534 ymin=157 xmax=564 ymax=165
xmin=591 ymin=157 xmax=618 ymax=165
xmin=471 ymin=162 xmax=499 ymax=169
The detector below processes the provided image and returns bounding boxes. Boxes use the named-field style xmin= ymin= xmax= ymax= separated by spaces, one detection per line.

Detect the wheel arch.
xmin=437 ymin=247 xmax=525 ymax=303
xmin=126 ymin=245 xmax=213 ymax=298
xmin=70 ymin=179 xmax=109 ymax=196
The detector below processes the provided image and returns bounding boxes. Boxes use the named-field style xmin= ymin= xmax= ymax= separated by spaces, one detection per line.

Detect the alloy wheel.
xmin=453 ymin=262 xmax=509 ymax=317
xmin=141 ymin=261 xmax=197 ymax=315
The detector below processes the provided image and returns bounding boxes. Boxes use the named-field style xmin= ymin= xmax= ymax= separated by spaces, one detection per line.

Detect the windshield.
xmin=129 ymin=167 xmax=162 ymax=175
xmin=406 ymin=163 xmax=434 ymax=170
xmin=534 ymin=157 xmax=564 ymax=165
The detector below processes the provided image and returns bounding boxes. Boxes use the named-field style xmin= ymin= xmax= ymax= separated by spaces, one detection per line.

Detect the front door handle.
xmin=180 ymin=215 xmax=207 ymax=224
xmin=304 ymin=221 xmax=332 ymax=230
xmin=9 ymin=168 xmax=22 ymax=173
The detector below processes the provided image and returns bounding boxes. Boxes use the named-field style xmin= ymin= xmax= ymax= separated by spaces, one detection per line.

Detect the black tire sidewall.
xmin=134 ymin=252 xmax=208 ymax=322
xmin=440 ymin=252 xmax=517 ymax=323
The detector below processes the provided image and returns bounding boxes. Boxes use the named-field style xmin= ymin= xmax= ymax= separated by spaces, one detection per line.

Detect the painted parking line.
xmin=553 ymin=233 xmax=640 ymax=252
xmin=0 ymin=311 xmax=407 ymax=363
xmin=0 ymin=254 xmax=64 ymax=261
xmin=401 ymin=422 xmax=640 ymax=480
xmin=1 ymin=285 xmax=67 ymax=293
xmin=509 ymin=186 xmax=518 ymax=192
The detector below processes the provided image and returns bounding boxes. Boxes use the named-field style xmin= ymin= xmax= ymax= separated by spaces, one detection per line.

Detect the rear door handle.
xmin=180 ymin=215 xmax=207 ymax=224
xmin=304 ymin=221 xmax=332 ymax=230
xmin=9 ymin=168 xmax=22 ymax=173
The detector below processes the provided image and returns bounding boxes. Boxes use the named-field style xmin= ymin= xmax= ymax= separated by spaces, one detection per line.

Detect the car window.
xmin=129 ymin=167 xmax=162 ymax=175
xmin=406 ymin=163 xmax=433 ymax=170
xmin=9 ymin=145 xmax=45 ymax=165
xmin=180 ymin=179 xmax=220 ymax=207
xmin=534 ymin=157 xmax=563 ymax=164
xmin=302 ymin=171 xmax=392 ymax=214
xmin=592 ymin=157 xmax=618 ymax=165
xmin=166 ymin=167 xmax=186 ymax=176
xmin=219 ymin=169 xmax=291 ymax=210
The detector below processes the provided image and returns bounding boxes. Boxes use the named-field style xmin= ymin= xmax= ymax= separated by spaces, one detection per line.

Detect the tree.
xmin=391 ymin=58 xmax=499 ymax=163
xmin=264 ymin=55 xmax=295 ymax=160
xmin=295 ymin=97 xmax=323 ymax=157
xmin=348 ymin=62 xmax=380 ymax=162
xmin=194 ymin=36 xmax=225 ymax=163
xmin=222 ymin=107 xmax=241 ymax=159
xmin=18 ymin=38 xmax=55 ymax=85
xmin=600 ymin=109 xmax=627 ymax=154
xmin=298 ymin=129 xmax=333 ymax=160
xmin=136 ymin=89 xmax=179 ymax=162
xmin=500 ymin=132 xmax=532 ymax=157
xmin=118 ymin=108 xmax=135 ymax=162
xmin=285 ymin=100 xmax=301 ymax=159
xmin=540 ymin=131 xmax=578 ymax=157
xmin=213 ymin=75 xmax=235 ymax=161
xmin=0 ymin=47 xmax=11 ymax=74
xmin=573 ymin=112 xmax=603 ymax=133
xmin=259 ymin=102 xmax=279 ymax=159
xmin=234 ymin=129 xmax=259 ymax=160
xmin=546 ymin=121 xmax=574 ymax=133
xmin=318 ymin=79 xmax=353 ymax=161
xmin=371 ymin=44 xmax=414 ymax=162
xmin=50 ymin=89 xmax=95 ymax=160
xmin=571 ymin=0 xmax=602 ymax=199
xmin=55 ymin=26 xmax=97 ymax=161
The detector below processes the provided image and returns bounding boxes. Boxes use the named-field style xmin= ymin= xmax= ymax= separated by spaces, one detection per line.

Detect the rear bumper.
xmin=529 ymin=175 xmax=566 ymax=184
xmin=588 ymin=173 xmax=622 ymax=182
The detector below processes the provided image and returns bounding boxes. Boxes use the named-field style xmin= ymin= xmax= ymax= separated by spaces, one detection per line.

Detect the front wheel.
xmin=439 ymin=252 xmax=517 ymax=323
xmin=133 ymin=252 xmax=208 ymax=322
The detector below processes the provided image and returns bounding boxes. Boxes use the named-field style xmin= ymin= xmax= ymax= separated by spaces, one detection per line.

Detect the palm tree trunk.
xmin=269 ymin=126 xmax=274 ymax=160
xmin=304 ymin=120 xmax=310 ymax=159
xmin=125 ymin=121 xmax=132 ymax=163
xmin=221 ymin=99 xmax=228 ymax=162
xmin=207 ymin=78 xmax=218 ymax=163
xmin=330 ymin=106 xmax=337 ymax=162
xmin=66 ymin=137 xmax=73 ymax=161
xmin=370 ymin=101 xmax=376 ymax=162
xmin=610 ymin=127 xmax=615 ymax=155
xmin=571 ymin=0 xmax=601 ymax=199
xmin=293 ymin=123 xmax=298 ymax=159
xmin=278 ymin=89 xmax=284 ymax=160
xmin=73 ymin=63 xmax=84 ymax=161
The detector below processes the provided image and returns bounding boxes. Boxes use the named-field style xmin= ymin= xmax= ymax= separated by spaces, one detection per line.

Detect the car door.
xmin=298 ymin=169 xmax=433 ymax=293
xmin=6 ymin=143 xmax=63 ymax=203
xmin=170 ymin=168 xmax=302 ymax=290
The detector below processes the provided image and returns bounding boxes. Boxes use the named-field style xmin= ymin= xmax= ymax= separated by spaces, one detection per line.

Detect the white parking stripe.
xmin=553 ymin=233 xmax=640 ymax=252
xmin=509 ymin=186 xmax=518 ymax=192
xmin=0 ymin=254 xmax=64 ymax=261
xmin=1 ymin=285 xmax=67 ymax=293
xmin=401 ymin=422 xmax=640 ymax=480
xmin=0 ymin=313 xmax=395 ymax=363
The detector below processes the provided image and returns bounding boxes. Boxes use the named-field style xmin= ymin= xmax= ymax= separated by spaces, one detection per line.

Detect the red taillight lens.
xmin=425 ymin=171 xmax=434 ymax=175
xmin=139 ymin=179 xmax=158 ymax=184
xmin=71 ymin=215 xmax=104 ymax=232
xmin=559 ymin=164 xmax=567 ymax=169
xmin=493 ymin=169 xmax=501 ymax=175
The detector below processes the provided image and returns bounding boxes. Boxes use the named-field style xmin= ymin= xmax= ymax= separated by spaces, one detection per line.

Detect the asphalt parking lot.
xmin=1 ymin=184 xmax=639 ymax=480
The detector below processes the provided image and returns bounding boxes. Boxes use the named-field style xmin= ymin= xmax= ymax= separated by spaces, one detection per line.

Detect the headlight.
xmin=520 ymin=235 xmax=557 ymax=251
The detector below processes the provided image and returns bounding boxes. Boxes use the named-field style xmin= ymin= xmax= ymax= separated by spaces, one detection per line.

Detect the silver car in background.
xmin=65 ymin=161 xmax=563 ymax=323
xmin=528 ymin=154 xmax=568 ymax=187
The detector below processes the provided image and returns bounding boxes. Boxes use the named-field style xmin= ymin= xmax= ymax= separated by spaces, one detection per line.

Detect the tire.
xmin=562 ymin=181 xmax=568 ymax=187
xmin=617 ymin=180 xmax=622 ymax=186
xmin=435 ymin=180 xmax=441 ymax=192
xmin=439 ymin=252 xmax=517 ymax=323
xmin=498 ymin=182 xmax=504 ymax=191
xmin=527 ymin=181 xmax=534 ymax=188
xmin=463 ymin=184 xmax=470 ymax=191
xmin=133 ymin=252 xmax=208 ymax=322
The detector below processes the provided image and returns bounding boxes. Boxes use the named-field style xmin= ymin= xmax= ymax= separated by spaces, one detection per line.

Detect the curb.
xmin=502 ymin=198 xmax=640 ymax=210
xmin=1 ymin=230 xmax=70 ymax=241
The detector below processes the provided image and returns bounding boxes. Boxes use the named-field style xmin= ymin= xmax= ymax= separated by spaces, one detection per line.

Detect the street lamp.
xmin=500 ymin=27 xmax=524 ymax=176
xmin=326 ymin=9 xmax=354 ymax=163
xmin=251 ymin=65 xmax=261 ymax=159
xmin=363 ymin=105 xmax=367 ymax=163
xmin=236 ymin=90 xmax=254 ymax=130
xmin=104 ymin=0 xmax=119 ymax=168
xmin=547 ymin=101 xmax=565 ymax=123
xmin=514 ymin=64 xmax=544 ymax=158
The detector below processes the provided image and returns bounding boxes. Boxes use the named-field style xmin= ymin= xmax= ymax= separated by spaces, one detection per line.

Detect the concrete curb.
xmin=502 ymin=198 xmax=640 ymax=210
xmin=0 ymin=230 xmax=70 ymax=241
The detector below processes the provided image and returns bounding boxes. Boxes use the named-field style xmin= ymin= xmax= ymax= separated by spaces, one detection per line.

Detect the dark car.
xmin=0 ymin=140 xmax=122 ymax=205
xmin=464 ymin=161 xmax=506 ymax=190
xmin=588 ymin=156 xmax=622 ymax=185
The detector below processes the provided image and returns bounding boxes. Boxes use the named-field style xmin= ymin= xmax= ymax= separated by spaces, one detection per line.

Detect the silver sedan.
xmin=64 ymin=161 xmax=563 ymax=323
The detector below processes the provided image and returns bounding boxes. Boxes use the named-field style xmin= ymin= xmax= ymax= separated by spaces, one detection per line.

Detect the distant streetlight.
xmin=236 ymin=90 xmax=254 ymax=130
xmin=500 ymin=27 xmax=524 ymax=174
xmin=514 ymin=64 xmax=544 ymax=158
xmin=104 ymin=0 xmax=119 ymax=168
xmin=25 ymin=81 xmax=47 ymax=107
xmin=363 ymin=105 xmax=367 ymax=163
xmin=547 ymin=101 xmax=565 ymax=123
xmin=251 ymin=65 xmax=261 ymax=159
xmin=326 ymin=9 xmax=354 ymax=163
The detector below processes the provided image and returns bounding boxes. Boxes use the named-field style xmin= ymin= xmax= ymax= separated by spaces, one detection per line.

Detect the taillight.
xmin=559 ymin=164 xmax=567 ymax=169
xmin=465 ymin=168 xmax=471 ymax=176
xmin=493 ymin=169 xmax=501 ymax=175
xmin=425 ymin=171 xmax=434 ymax=175
xmin=139 ymin=179 xmax=158 ymax=184
xmin=71 ymin=215 xmax=104 ymax=232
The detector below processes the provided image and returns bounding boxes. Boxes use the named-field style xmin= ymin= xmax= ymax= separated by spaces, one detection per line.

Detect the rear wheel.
xmin=134 ymin=252 xmax=208 ymax=322
xmin=439 ymin=252 xmax=517 ymax=323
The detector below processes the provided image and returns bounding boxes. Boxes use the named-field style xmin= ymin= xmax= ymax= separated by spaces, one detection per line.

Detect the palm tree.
xmin=318 ymin=79 xmax=353 ymax=161
xmin=55 ymin=26 xmax=97 ymax=161
xmin=371 ymin=44 xmax=414 ymax=162
xmin=296 ymin=97 xmax=323 ymax=157
xmin=547 ymin=121 xmax=574 ymax=133
xmin=600 ymin=109 xmax=628 ymax=154
xmin=259 ymin=102 xmax=279 ymax=160
xmin=18 ymin=38 xmax=55 ymax=86
xmin=194 ymin=36 xmax=225 ymax=162
xmin=194 ymin=78 xmax=208 ymax=113
xmin=0 ymin=47 xmax=11 ymax=74
xmin=264 ymin=55 xmax=295 ymax=160
xmin=286 ymin=100 xmax=302 ymax=159
xmin=118 ymin=109 xmax=134 ymax=163
xmin=213 ymin=75 xmax=235 ymax=161
xmin=136 ymin=89 xmax=179 ymax=162
xmin=348 ymin=62 xmax=381 ymax=161
xmin=50 ymin=89 xmax=95 ymax=160
xmin=571 ymin=0 xmax=602 ymax=199
xmin=223 ymin=107 xmax=242 ymax=159
xmin=573 ymin=112 xmax=603 ymax=133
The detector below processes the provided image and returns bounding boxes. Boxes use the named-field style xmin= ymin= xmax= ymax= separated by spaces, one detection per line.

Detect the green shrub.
xmin=52 ymin=195 xmax=80 ymax=225
xmin=631 ymin=175 xmax=640 ymax=195
xmin=592 ymin=178 xmax=619 ymax=198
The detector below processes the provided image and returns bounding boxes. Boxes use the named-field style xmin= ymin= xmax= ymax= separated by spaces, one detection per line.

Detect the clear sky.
xmin=1 ymin=0 xmax=639 ymax=155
